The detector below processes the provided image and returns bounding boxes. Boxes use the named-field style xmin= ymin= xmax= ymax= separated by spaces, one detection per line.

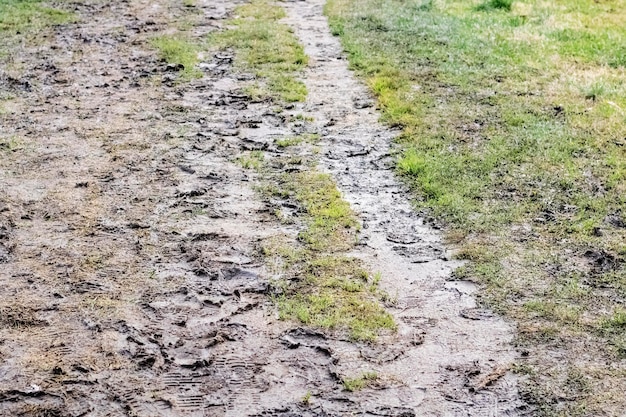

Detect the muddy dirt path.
xmin=283 ymin=0 xmax=526 ymax=414
xmin=0 ymin=0 xmax=527 ymax=415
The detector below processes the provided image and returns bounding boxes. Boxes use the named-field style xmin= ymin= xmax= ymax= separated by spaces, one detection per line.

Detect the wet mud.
xmin=0 ymin=0 xmax=528 ymax=415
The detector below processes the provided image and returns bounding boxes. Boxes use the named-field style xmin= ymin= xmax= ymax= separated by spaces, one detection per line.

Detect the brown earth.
xmin=0 ymin=0 xmax=531 ymax=415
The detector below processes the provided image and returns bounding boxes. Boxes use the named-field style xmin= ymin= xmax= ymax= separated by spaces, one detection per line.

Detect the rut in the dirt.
xmin=0 ymin=0 xmax=528 ymax=415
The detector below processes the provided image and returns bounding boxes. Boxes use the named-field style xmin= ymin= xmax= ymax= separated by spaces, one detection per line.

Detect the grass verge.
xmin=208 ymin=0 xmax=308 ymax=102
xmin=325 ymin=0 xmax=626 ymax=414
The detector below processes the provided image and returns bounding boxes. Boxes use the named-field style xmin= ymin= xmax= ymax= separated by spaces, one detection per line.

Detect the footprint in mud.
xmin=359 ymin=345 xmax=406 ymax=364
xmin=279 ymin=327 xmax=331 ymax=355
xmin=386 ymin=230 xmax=422 ymax=245
xmin=392 ymin=244 xmax=444 ymax=263
xmin=459 ymin=308 xmax=495 ymax=321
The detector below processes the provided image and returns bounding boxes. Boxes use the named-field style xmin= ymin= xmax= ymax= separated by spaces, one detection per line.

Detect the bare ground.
xmin=0 ymin=0 xmax=530 ymax=415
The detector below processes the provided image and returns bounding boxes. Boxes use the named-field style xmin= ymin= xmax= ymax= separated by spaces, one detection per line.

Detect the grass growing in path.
xmin=0 ymin=0 xmax=74 ymax=35
xmin=0 ymin=0 xmax=75 ymax=111
xmin=325 ymin=0 xmax=626 ymax=414
xmin=151 ymin=35 xmax=202 ymax=80
xmin=208 ymin=0 xmax=308 ymax=102
xmin=236 ymin=150 xmax=265 ymax=170
xmin=342 ymin=371 xmax=379 ymax=391
xmin=217 ymin=0 xmax=393 ymax=342
xmin=264 ymin=170 xmax=396 ymax=342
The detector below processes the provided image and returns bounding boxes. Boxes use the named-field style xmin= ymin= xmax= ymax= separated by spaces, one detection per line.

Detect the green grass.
xmin=288 ymin=172 xmax=357 ymax=251
xmin=0 ymin=0 xmax=74 ymax=35
xmin=476 ymin=0 xmax=513 ymax=12
xmin=264 ymin=171 xmax=395 ymax=341
xmin=216 ymin=0 xmax=394 ymax=342
xmin=275 ymin=137 xmax=302 ymax=148
xmin=342 ymin=371 xmax=379 ymax=391
xmin=208 ymin=0 xmax=308 ymax=102
xmin=275 ymin=133 xmax=319 ymax=148
xmin=151 ymin=35 xmax=202 ymax=80
xmin=237 ymin=150 xmax=265 ymax=170
xmin=325 ymin=0 xmax=626 ymax=414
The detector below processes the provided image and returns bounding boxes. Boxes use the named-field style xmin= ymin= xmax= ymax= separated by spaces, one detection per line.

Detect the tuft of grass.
xmin=236 ymin=150 xmax=265 ymax=170
xmin=274 ymin=133 xmax=319 ymax=148
xmin=476 ymin=0 xmax=513 ymax=12
xmin=601 ymin=308 xmax=626 ymax=333
xmin=325 ymin=0 xmax=626 ymax=413
xmin=582 ymin=81 xmax=608 ymax=101
xmin=208 ymin=0 xmax=308 ymax=102
xmin=275 ymin=134 xmax=318 ymax=148
xmin=0 ymin=0 xmax=75 ymax=35
xmin=342 ymin=371 xmax=378 ymax=391
xmin=263 ymin=170 xmax=396 ymax=342
xmin=278 ymin=290 xmax=395 ymax=341
xmin=284 ymin=171 xmax=358 ymax=251
xmin=151 ymin=35 xmax=202 ymax=80
xmin=275 ymin=137 xmax=303 ymax=148
xmin=292 ymin=113 xmax=315 ymax=122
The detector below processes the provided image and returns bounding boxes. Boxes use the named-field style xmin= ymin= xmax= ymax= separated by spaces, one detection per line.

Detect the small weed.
xmin=83 ymin=253 xmax=106 ymax=270
xmin=237 ymin=150 xmax=265 ymax=170
xmin=190 ymin=207 xmax=208 ymax=216
xmin=293 ymin=113 xmax=315 ymax=122
xmin=511 ymin=362 xmax=535 ymax=376
xmin=583 ymin=82 xmax=607 ymax=101
xmin=301 ymin=391 xmax=311 ymax=405
xmin=275 ymin=133 xmax=319 ymax=148
xmin=342 ymin=371 xmax=378 ymax=391
xmin=151 ymin=35 xmax=202 ymax=80
xmin=325 ymin=0 xmax=626 ymax=412
xmin=0 ymin=0 xmax=75 ymax=35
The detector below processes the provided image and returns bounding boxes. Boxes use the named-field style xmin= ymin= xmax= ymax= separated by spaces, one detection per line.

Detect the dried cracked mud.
xmin=0 ymin=0 xmax=530 ymax=415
